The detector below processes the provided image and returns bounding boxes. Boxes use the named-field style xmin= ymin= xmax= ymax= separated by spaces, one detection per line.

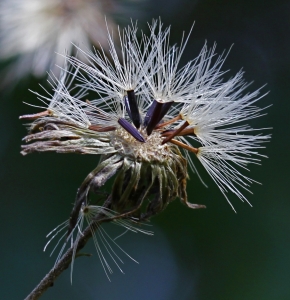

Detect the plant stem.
xmin=24 ymin=195 xmax=117 ymax=300
xmin=25 ymin=214 xmax=102 ymax=300
xmin=24 ymin=193 xmax=146 ymax=300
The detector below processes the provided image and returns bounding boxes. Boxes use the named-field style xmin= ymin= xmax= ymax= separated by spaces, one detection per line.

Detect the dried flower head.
xmin=20 ymin=20 xmax=270 ymax=278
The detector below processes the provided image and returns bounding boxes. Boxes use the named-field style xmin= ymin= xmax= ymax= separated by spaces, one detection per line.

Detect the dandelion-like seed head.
xmin=20 ymin=19 xmax=270 ymax=280
xmin=21 ymin=19 xmax=270 ymax=211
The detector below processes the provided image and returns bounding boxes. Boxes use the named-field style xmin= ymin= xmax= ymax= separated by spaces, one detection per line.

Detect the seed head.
xmin=21 ymin=19 xmax=270 ymax=211
xmin=20 ymin=19 xmax=270 ymax=279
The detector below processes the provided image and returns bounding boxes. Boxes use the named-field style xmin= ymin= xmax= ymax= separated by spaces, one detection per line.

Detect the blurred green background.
xmin=1 ymin=0 xmax=289 ymax=299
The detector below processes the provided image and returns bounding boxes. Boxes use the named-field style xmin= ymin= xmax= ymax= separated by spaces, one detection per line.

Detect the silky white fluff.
xmin=30 ymin=20 xmax=270 ymax=210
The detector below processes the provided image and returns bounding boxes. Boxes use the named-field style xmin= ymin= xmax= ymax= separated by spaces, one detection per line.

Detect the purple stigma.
xmin=126 ymin=90 xmax=142 ymax=129
xmin=118 ymin=118 xmax=146 ymax=143
xmin=145 ymin=100 xmax=174 ymax=135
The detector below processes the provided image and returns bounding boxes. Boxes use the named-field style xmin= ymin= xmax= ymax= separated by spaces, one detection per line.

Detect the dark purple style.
xmin=126 ymin=90 xmax=142 ymax=129
xmin=143 ymin=100 xmax=158 ymax=127
xmin=145 ymin=100 xmax=174 ymax=135
xmin=118 ymin=118 xmax=146 ymax=142
xmin=159 ymin=101 xmax=174 ymax=122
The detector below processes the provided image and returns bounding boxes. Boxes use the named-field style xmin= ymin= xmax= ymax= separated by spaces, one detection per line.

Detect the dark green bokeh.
xmin=1 ymin=0 xmax=289 ymax=299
